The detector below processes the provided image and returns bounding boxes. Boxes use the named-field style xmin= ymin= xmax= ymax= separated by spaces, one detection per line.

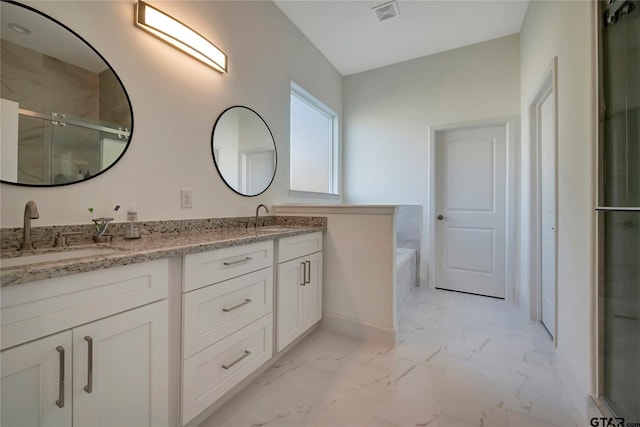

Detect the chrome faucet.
xmin=255 ymin=204 xmax=269 ymax=228
xmin=20 ymin=201 xmax=39 ymax=250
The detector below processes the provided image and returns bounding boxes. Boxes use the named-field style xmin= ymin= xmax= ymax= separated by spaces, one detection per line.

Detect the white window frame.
xmin=289 ymin=81 xmax=340 ymax=197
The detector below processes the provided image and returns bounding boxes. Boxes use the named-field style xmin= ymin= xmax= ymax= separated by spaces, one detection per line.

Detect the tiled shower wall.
xmin=395 ymin=204 xmax=421 ymax=281
xmin=395 ymin=205 xmax=421 ymax=314
xmin=0 ymin=40 xmax=128 ymax=184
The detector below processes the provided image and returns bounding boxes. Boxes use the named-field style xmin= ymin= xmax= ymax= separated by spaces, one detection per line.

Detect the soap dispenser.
xmin=124 ymin=207 xmax=141 ymax=239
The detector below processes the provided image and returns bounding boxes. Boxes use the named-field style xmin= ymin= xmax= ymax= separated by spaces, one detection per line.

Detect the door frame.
xmin=428 ymin=117 xmax=519 ymax=302
xmin=528 ymin=57 xmax=558 ymax=343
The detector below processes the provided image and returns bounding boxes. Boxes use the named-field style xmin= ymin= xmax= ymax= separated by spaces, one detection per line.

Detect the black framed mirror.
xmin=0 ymin=0 xmax=133 ymax=186
xmin=211 ymin=106 xmax=277 ymax=196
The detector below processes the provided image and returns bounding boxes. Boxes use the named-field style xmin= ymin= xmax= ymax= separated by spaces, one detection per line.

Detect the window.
xmin=290 ymin=82 xmax=338 ymax=195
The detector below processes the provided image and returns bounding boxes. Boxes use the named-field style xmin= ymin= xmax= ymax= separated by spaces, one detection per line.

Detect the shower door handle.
xmin=595 ymin=207 xmax=640 ymax=212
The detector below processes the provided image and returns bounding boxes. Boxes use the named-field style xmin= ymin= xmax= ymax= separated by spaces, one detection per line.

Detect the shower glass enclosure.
xmin=14 ymin=109 xmax=130 ymax=185
xmin=599 ymin=0 xmax=639 ymax=419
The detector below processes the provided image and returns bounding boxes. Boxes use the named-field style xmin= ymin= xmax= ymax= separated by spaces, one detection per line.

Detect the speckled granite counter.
xmin=1 ymin=222 xmax=325 ymax=287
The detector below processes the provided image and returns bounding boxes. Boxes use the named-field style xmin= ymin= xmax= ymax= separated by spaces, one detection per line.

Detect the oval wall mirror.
xmin=211 ymin=106 xmax=277 ymax=196
xmin=0 ymin=0 xmax=133 ymax=186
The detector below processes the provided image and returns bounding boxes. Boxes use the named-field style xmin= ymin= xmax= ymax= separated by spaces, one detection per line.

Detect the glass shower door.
xmin=50 ymin=112 xmax=102 ymax=184
xmin=600 ymin=0 xmax=640 ymax=419
xmin=13 ymin=109 xmax=129 ymax=185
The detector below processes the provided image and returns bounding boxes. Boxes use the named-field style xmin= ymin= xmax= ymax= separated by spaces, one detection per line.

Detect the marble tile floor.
xmin=200 ymin=287 xmax=585 ymax=427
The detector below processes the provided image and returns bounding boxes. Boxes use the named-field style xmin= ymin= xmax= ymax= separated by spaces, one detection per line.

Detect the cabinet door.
xmin=73 ymin=300 xmax=168 ymax=427
xmin=1 ymin=330 xmax=72 ymax=427
xmin=276 ymin=257 xmax=304 ymax=351
xmin=302 ymin=252 xmax=323 ymax=330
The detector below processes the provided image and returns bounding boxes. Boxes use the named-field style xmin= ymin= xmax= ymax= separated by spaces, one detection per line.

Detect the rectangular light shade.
xmin=135 ymin=1 xmax=227 ymax=73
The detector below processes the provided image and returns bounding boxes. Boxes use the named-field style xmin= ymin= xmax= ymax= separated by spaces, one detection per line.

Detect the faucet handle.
xmin=54 ymin=231 xmax=82 ymax=248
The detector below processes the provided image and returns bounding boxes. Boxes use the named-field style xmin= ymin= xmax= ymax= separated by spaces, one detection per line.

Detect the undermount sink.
xmin=1 ymin=247 xmax=121 ymax=268
xmin=255 ymin=226 xmax=296 ymax=232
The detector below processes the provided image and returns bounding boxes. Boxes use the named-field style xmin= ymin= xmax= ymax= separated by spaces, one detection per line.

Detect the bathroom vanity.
xmin=0 ymin=223 xmax=325 ymax=427
xmin=1 ymin=260 xmax=169 ymax=427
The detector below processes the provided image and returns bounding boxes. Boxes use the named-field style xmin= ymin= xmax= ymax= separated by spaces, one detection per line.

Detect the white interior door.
xmin=540 ymin=93 xmax=556 ymax=337
xmin=241 ymin=149 xmax=275 ymax=194
xmin=435 ymin=125 xmax=507 ymax=298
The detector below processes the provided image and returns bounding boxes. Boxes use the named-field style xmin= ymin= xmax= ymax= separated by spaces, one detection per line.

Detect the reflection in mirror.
xmin=0 ymin=0 xmax=133 ymax=186
xmin=212 ymin=106 xmax=277 ymax=196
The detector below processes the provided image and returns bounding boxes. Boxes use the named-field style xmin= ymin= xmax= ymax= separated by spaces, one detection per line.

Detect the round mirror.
xmin=211 ymin=106 xmax=277 ymax=196
xmin=0 ymin=0 xmax=133 ymax=186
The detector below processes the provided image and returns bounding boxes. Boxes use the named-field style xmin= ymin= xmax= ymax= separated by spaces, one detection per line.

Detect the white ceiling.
xmin=273 ymin=0 xmax=529 ymax=76
xmin=1 ymin=1 xmax=108 ymax=74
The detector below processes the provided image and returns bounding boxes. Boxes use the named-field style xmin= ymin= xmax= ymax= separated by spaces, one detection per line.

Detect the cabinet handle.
xmin=56 ymin=346 xmax=65 ymax=408
xmin=222 ymin=298 xmax=252 ymax=312
xmin=84 ymin=336 xmax=93 ymax=393
xmin=221 ymin=350 xmax=251 ymax=370
xmin=223 ymin=256 xmax=253 ymax=266
xmin=300 ymin=262 xmax=306 ymax=286
xmin=305 ymin=260 xmax=311 ymax=284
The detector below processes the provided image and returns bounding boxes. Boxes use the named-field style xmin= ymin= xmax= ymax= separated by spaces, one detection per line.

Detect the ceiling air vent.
xmin=372 ymin=0 xmax=399 ymax=22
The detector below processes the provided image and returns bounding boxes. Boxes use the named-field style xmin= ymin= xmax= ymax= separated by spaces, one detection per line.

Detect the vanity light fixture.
xmin=134 ymin=1 xmax=227 ymax=73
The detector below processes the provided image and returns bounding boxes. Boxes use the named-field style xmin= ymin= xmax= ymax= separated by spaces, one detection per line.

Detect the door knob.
xmin=437 ymin=215 xmax=449 ymax=221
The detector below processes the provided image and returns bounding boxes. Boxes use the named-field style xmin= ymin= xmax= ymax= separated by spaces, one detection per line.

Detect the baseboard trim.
xmin=588 ymin=395 xmax=612 ymax=419
xmin=554 ymin=348 xmax=589 ymax=421
xmin=322 ymin=312 xmax=396 ymax=346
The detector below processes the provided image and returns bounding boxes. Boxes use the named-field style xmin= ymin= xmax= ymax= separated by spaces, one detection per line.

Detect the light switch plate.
xmin=181 ymin=189 xmax=193 ymax=208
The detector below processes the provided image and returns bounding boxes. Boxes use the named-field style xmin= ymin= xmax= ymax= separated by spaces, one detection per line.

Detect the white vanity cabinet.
xmin=0 ymin=259 xmax=169 ymax=427
xmin=1 ymin=331 xmax=73 ymax=427
xmin=276 ymin=232 xmax=323 ymax=352
xmin=181 ymin=241 xmax=274 ymax=425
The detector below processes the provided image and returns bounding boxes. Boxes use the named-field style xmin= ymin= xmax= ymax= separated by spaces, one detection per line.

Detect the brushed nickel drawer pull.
xmin=84 ymin=336 xmax=93 ymax=393
xmin=305 ymin=260 xmax=311 ymax=284
xmin=56 ymin=346 xmax=65 ymax=408
xmin=223 ymin=256 xmax=253 ymax=266
xmin=300 ymin=262 xmax=306 ymax=286
xmin=222 ymin=299 xmax=252 ymax=312
xmin=222 ymin=350 xmax=251 ymax=370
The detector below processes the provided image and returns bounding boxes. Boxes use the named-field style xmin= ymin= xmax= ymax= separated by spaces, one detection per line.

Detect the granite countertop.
xmin=0 ymin=225 xmax=325 ymax=287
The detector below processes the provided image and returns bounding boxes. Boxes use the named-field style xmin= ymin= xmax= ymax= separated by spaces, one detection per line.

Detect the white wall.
xmin=0 ymin=99 xmax=19 ymax=182
xmin=343 ymin=34 xmax=520 ymax=284
xmin=0 ymin=1 xmax=342 ymax=227
xmin=519 ymin=0 xmax=597 ymax=414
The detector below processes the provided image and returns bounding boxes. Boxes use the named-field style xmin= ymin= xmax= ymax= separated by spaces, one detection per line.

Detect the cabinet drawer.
xmin=182 ymin=268 xmax=273 ymax=358
xmin=183 ymin=241 xmax=273 ymax=292
xmin=1 ymin=259 xmax=169 ymax=350
xmin=181 ymin=314 xmax=272 ymax=425
xmin=277 ymin=232 xmax=323 ymax=263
